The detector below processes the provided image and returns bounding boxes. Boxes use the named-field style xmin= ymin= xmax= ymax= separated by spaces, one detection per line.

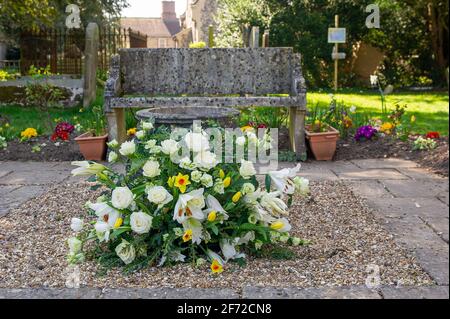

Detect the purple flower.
xmin=355 ymin=125 xmax=377 ymax=141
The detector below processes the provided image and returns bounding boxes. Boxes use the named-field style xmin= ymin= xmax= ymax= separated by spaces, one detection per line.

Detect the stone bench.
xmin=104 ymin=48 xmax=307 ymax=160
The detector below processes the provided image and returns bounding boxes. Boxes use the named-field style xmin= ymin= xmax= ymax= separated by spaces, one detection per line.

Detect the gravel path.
xmin=0 ymin=181 xmax=433 ymax=289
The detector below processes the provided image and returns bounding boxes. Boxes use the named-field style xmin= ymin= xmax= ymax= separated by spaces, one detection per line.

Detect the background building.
xmin=120 ymin=1 xmax=181 ymax=48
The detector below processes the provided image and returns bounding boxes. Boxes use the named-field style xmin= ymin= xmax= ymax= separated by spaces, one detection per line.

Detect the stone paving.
xmin=0 ymin=159 xmax=448 ymax=299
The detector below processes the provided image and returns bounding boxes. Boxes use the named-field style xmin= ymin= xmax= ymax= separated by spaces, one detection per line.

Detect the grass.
xmin=1 ymin=88 xmax=448 ymax=139
xmin=308 ymin=89 xmax=449 ymax=135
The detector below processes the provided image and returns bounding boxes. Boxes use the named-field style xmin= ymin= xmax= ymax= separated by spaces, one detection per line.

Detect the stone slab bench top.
xmin=105 ymin=48 xmax=306 ymax=111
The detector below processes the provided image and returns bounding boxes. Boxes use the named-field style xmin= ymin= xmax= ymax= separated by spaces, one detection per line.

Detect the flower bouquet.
xmin=67 ymin=122 xmax=310 ymax=273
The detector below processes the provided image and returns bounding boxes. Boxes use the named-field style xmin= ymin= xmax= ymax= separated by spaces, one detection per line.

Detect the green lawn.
xmin=308 ymin=89 xmax=449 ymax=135
xmin=1 ymin=89 xmax=448 ymax=139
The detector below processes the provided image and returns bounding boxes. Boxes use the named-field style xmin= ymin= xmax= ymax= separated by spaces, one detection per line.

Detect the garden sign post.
xmin=328 ymin=15 xmax=346 ymax=91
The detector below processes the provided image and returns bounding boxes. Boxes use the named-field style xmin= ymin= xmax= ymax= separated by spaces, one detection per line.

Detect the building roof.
xmin=120 ymin=17 xmax=181 ymax=38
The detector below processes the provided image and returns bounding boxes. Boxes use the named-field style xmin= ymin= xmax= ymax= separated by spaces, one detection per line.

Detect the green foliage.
xmin=0 ymin=69 xmax=18 ymax=81
xmin=189 ymin=42 xmax=207 ymax=48
xmin=413 ymin=136 xmax=437 ymax=151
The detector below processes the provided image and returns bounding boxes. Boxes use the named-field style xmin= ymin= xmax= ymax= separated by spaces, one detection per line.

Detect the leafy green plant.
xmin=83 ymin=105 xmax=106 ymax=136
xmin=412 ymin=136 xmax=437 ymax=151
xmin=0 ymin=69 xmax=18 ymax=81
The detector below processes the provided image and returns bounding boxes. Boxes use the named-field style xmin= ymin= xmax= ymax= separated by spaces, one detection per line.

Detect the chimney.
xmin=162 ymin=1 xmax=177 ymax=20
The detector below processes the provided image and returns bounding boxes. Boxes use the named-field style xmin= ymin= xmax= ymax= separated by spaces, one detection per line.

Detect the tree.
xmin=0 ymin=0 xmax=129 ymax=34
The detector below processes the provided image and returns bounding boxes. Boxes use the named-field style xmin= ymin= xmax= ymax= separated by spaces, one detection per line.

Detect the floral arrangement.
xmin=426 ymin=132 xmax=440 ymax=139
xmin=355 ymin=125 xmax=377 ymax=141
xmin=67 ymin=122 xmax=310 ymax=273
xmin=0 ymin=136 xmax=6 ymax=149
xmin=51 ymin=122 xmax=75 ymax=141
xmin=413 ymin=136 xmax=437 ymax=151
xmin=20 ymin=127 xmax=38 ymax=141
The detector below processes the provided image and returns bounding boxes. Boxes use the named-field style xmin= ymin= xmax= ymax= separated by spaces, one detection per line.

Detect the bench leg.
xmin=106 ymin=109 xmax=126 ymax=143
xmin=289 ymin=107 xmax=307 ymax=161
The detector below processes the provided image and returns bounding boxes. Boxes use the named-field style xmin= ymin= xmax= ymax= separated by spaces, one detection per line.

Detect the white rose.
xmin=108 ymin=151 xmax=118 ymax=163
xmin=135 ymin=130 xmax=145 ymax=140
xmin=191 ymin=170 xmax=203 ymax=183
xmin=111 ymin=186 xmax=134 ymax=209
xmin=240 ymin=160 xmax=256 ymax=179
xmin=143 ymin=160 xmax=161 ymax=178
xmin=142 ymin=121 xmax=154 ymax=131
xmin=161 ymin=139 xmax=179 ymax=155
xmin=119 ymin=141 xmax=135 ymax=156
xmin=147 ymin=186 xmax=173 ymax=206
xmin=241 ymin=183 xmax=255 ymax=195
xmin=107 ymin=139 xmax=119 ymax=148
xmin=184 ymin=132 xmax=210 ymax=153
xmin=236 ymin=136 xmax=246 ymax=146
xmin=130 ymin=212 xmax=153 ymax=234
xmin=213 ymin=179 xmax=225 ymax=194
xmin=179 ymin=157 xmax=196 ymax=170
xmin=67 ymin=237 xmax=82 ymax=254
xmin=194 ymin=151 xmax=217 ymax=171
xmin=70 ymin=218 xmax=83 ymax=232
xmin=200 ymin=173 xmax=213 ymax=188
xmin=115 ymin=240 xmax=136 ymax=265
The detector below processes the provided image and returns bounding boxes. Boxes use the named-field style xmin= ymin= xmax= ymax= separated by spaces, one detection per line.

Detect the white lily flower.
xmin=89 ymin=202 xmax=121 ymax=228
xmin=260 ymin=191 xmax=288 ymax=216
xmin=173 ymin=188 xmax=206 ymax=224
xmin=206 ymin=249 xmax=225 ymax=265
xmin=238 ymin=231 xmax=256 ymax=245
xmin=253 ymin=204 xmax=276 ymax=223
xmin=204 ymin=195 xmax=229 ymax=220
xmin=194 ymin=151 xmax=217 ymax=171
xmin=71 ymin=161 xmax=106 ymax=176
xmin=70 ymin=218 xmax=83 ymax=232
xmin=182 ymin=218 xmax=204 ymax=244
xmin=270 ymin=218 xmax=292 ymax=232
xmin=268 ymin=164 xmax=301 ymax=195
xmin=220 ymin=238 xmax=245 ymax=261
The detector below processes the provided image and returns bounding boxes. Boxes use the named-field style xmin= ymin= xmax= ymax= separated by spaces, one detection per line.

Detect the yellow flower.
xmin=4 ymin=123 xmax=9 ymax=128
xmin=207 ymin=211 xmax=217 ymax=222
xmin=20 ymin=128 xmax=38 ymax=139
xmin=219 ymin=169 xmax=225 ymax=180
xmin=410 ymin=115 xmax=416 ymax=123
xmin=182 ymin=229 xmax=193 ymax=242
xmin=174 ymin=173 xmax=191 ymax=193
xmin=223 ymin=177 xmax=231 ymax=188
xmin=232 ymin=191 xmax=242 ymax=203
xmin=380 ymin=122 xmax=395 ymax=134
xmin=127 ymin=128 xmax=137 ymax=136
xmin=211 ymin=259 xmax=223 ymax=274
xmin=270 ymin=221 xmax=284 ymax=231
xmin=113 ymin=218 xmax=123 ymax=229
xmin=241 ymin=125 xmax=254 ymax=133
xmin=167 ymin=176 xmax=175 ymax=188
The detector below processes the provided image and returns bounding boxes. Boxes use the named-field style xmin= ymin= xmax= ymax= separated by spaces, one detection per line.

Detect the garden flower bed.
xmin=0 ymin=180 xmax=433 ymax=289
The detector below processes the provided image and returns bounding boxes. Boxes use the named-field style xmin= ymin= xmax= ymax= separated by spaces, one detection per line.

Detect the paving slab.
xmin=419 ymin=216 xmax=449 ymax=243
xmin=334 ymin=168 xmax=409 ymax=180
xmin=0 ymin=162 xmax=59 ymax=172
xmin=351 ymin=158 xmax=419 ymax=169
xmin=381 ymin=179 xmax=448 ymax=198
xmin=437 ymin=193 xmax=449 ymax=206
xmin=396 ymin=167 xmax=446 ymax=180
xmin=381 ymin=285 xmax=449 ymax=299
xmin=366 ymin=197 xmax=449 ymax=219
xmin=0 ymin=170 xmax=69 ymax=185
xmin=101 ymin=288 xmax=239 ymax=299
xmin=242 ymin=286 xmax=381 ymax=299
xmin=346 ymin=180 xmax=394 ymax=198
xmin=0 ymin=288 xmax=103 ymax=299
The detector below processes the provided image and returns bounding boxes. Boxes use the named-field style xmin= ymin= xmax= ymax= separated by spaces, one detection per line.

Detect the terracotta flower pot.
xmin=305 ymin=125 xmax=340 ymax=161
xmin=75 ymin=132 xmax=108 ymax=161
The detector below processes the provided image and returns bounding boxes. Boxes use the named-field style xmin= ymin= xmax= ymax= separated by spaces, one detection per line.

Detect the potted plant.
xmin=75 ymin=106 xmax=108 ymax=161
xmin=305 ymin=120 xmax=340 ymax=161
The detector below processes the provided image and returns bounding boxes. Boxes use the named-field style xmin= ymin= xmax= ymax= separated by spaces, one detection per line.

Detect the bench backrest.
xmin=118 ymin=48 xmax=300 ymax=96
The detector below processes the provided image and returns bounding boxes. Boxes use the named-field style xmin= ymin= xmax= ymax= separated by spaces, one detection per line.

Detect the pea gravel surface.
xmin=0 ymin=181 xmax=433 ymax=289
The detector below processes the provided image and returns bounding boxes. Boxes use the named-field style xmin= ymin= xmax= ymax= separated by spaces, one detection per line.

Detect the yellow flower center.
xmin=182 ymin=229 xmax=193 ymax=242
xmin=207 ymin=211 xmax=217 ymax=222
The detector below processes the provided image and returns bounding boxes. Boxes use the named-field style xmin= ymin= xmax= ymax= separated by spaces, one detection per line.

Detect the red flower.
xmin=257 ymin=123 xmax=267 ymax=129
xmin=51 ymin=133 xmax=58 ymax=141
xmin=426 ymin=132 xmax=440 ymax=139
